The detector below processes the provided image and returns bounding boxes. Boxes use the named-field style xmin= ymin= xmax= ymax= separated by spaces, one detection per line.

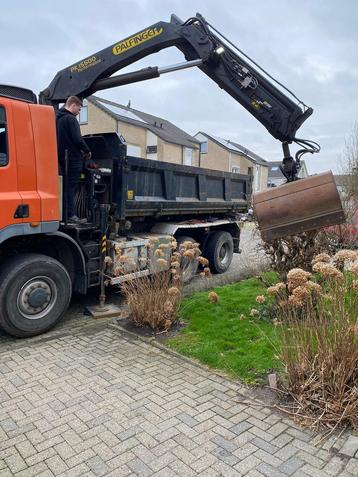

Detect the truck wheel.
xmin=176 ymin=236 xmax=199 ymax=283
xmin=205 ymin=231 xmax=234 ymax=274
xmin=0 ymin=253 xmax=72 ymax=338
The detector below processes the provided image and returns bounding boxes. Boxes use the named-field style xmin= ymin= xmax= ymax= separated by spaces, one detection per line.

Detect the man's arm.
xmin=67 ymin=115 xmax=91 ymax=155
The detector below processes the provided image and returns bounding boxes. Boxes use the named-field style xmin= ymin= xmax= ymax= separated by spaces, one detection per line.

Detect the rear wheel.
xmin=0 ymin=253 xmax=72 ymax=338
xmin=205 ymin=231 xmax=234 ymax=274
xmin=176 ymin=236 xmax=199 ymax=283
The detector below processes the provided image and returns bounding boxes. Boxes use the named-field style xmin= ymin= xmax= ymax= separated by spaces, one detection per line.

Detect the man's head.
xmin=65 ymin=96 xmax=83 ymax=116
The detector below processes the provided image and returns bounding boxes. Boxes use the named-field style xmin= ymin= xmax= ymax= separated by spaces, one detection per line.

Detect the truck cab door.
xmin=0 ymin=99 xmax=24 ymax=236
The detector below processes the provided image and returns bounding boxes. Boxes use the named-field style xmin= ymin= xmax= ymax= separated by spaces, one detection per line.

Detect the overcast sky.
xmin=2 ymin=0 xmax=357 ymax=173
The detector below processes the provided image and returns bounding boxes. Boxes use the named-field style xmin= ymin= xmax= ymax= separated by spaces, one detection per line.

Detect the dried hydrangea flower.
xmin=292 ymin=285 xmax=311 ymax=301
xmin=198 ymin=257 xmax=209 ymax=266
xmin=318 ymin=263 xmax=344 ymax=281
xmin=183 ymin=250 xmax=195 ymax=259
xmin=288 ymin=295 xmax=304 ymax=307
xmin=239 ymin=314 xmax=246 ymax=320
xmin=168 ymin=287 xmax=181 ymax=297
xmin=250 ymin=308 xmax=259 ymax=317
xmin=208 ymin=291 xmax=219 ymax=303
xmin=334 ymin=249 xmax=358 ymax=263
xmin=171 ymin=260 xmax=180 ymax=269
xmin=287 ymin=268 xmax=311 ymax=291
xmin=305 ymin=280 xmax=322 ymax=293
xmin=349 ymin=264 xmax=358 ymax=275
xmin=255 ymin=295 xmax=265 ymax=304
xmin=204 ymin=267 xmax=211 ymax=277
xmin=156 ymin=258 xmax=167 ymax=266
xmin=312 ymin=253 xmax=331 ymax=265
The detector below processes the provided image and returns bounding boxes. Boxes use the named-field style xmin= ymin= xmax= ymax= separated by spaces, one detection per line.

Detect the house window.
xmin=79 ymin=99 xmax=88 ymax=124
xmin=0 ymin=106 xmax=8 ymax=167
xmin=184 ymin=147 xmax=193 ymax=166
xmin=200 ymin=141 xmax=208 ymax=153
xmin=127 ymin=144 xmax=141 ymax=157
xmin=146 ymin=145 xmax=157 ymax=154
xmin=231 ymin=166 xmax=240 ymax=174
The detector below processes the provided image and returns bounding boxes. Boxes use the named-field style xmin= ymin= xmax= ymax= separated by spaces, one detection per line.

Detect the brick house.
xmin=267 ymin=160 xmax=309 ymax=187
xmin=194 ymin=132 xmax=269 ymax=192
xmin=79 ymin=96 xmax=200 ymax=166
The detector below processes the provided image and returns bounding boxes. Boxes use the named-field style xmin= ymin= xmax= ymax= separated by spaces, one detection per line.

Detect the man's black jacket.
xmin=56 ymin=107 xmax=90 ymax=168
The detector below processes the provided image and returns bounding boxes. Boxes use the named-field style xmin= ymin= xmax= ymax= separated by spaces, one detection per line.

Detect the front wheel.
xmin=205 ymin=231 xmax=234 ymax=274
xmin=0 ymin=253 xmax=72 ymax=338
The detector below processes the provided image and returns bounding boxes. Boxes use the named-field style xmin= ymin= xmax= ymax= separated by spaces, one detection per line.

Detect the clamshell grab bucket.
xmin=253 ymin=171 xmax=345 ymax=242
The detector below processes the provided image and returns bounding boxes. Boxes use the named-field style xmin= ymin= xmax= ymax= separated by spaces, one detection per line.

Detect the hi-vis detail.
xmin=70 ymin=56 xmax=101 ymax=73
xmin=112 ymin=27 xmax=163 ymax=55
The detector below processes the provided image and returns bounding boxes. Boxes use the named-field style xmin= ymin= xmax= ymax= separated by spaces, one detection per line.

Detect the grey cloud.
xmin=2 ymin=0 xmax=357 ymax=173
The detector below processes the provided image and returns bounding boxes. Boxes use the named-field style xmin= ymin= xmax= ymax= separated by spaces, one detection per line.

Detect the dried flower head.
xmin=239 ymin=314 xmax=246 ymax=321
xmin=168 ymin=287 xmax=181 ymax=297
xmin=288 ymin=295 xmax=304 ymax=307
xmin=312 ymin=253 xmax=331 ymax=265
xmin=159 ymin=243 xmax=170 ymax=250
xmin=349 ymin=264 xmax=358 ymax=275
xmin=312 ymin=262 xmax=325 ymax=273
xmin=352 ymin=280 xmax=358 ymax=292
xmin=119 ymin=255 xmax=129 ymax=263
xmin=305 ymin=280 xmax=322 ymax=293
xmin=172 ymin=252 xmax=181 ymax=260
xmin=182 ymin=241 xmax=195 ymax=249
xmin=208 ymin=291 xmax=219 ymax=303
xmin=334 ymin=249 xmax=358 ymax=263
xmin=149 ymin=238 xmax=159 ymax=245
xmin=170 ymin=241 xmax=178 ymax=249
xmin=292 ymin=285 xmax=311 ymax=302
xmin=171 ymin=260 xmax=180 ymax=269
xmin=255 ymin=295 xmax=265 ymax=304
xmin=316 ymin=263 xmax=344 ymax=281
xmin=155 ymin=249 xmax=164 ymax=258
xmin=204 ymin=267 xmax=211 ymax=277
xmin=250 ymin=308 xmax=259 ymax=317
xmin=267 ymin=282 xmax=286 ymax=296
xmin=183 ymin=250 xmax=195 ymax=259
xmin=287 ymin=268 xmax=311 ymax=291
xmin=198 ymin=257 xmax=209 ymax=267
xmin=104 ymin=256 xmax=113 ymax=265
xmin=164 ymin=319 xmax=172 ymax=330
xmin=157 ymin=258 xmax=167 ymax=266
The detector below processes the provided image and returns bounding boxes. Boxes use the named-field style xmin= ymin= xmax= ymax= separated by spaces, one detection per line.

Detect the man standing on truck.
xmin=56 ymin=95 xmax=94 ymax=223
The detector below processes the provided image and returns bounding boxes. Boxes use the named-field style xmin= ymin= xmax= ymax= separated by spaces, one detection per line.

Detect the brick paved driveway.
xmin=1 ymin=316 xmax=357 ymax=476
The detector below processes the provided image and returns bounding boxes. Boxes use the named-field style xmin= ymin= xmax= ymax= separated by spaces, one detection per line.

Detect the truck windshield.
xmin=0 ymin=106 xmax=8 ymax=166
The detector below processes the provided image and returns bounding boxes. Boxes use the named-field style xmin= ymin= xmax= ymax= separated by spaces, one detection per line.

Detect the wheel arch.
xmin=0 ymin=232 xmax=87 ymax=294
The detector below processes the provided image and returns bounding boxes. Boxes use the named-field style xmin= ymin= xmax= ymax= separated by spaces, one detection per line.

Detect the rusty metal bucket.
xmin=253 ymin=171 xmax=345 ymax=241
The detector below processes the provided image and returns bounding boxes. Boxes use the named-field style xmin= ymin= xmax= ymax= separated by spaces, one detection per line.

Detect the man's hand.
xmin=86 ymin=160 xmax=98 ymax=169
xmin=83 ymin=151 xmax=92 ymax=161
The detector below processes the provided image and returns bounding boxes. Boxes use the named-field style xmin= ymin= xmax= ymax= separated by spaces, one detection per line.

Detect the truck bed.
xmin=84 ymin=132 xmax=251 ymax=220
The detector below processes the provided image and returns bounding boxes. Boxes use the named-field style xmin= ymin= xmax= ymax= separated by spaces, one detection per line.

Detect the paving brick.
xmin=257 ymin=462 xmax=287 ymax=477
xmin=4 ymin=450 xmax=27 ymax=473
xmin=2 ymin=324 xmax=357 ymax=477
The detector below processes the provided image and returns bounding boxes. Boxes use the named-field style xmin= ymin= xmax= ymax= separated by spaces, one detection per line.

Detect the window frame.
xmin=78 ymin=99 xmax=88 ymax=125
xmin=0 ymin=105 xmax=9 ymax=167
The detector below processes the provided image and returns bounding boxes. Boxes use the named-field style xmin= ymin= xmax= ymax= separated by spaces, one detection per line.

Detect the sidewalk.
xmin=0 ymin=318 xmax=357 ymax=476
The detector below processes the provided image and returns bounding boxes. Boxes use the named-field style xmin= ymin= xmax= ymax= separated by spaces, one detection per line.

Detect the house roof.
xmin=196 ymin=131 xmax=268 ymax=166
xmin=267 ymin=160 xmax=308 ymax=179
xmin=89 ymin=96 xmax=200 ymax=149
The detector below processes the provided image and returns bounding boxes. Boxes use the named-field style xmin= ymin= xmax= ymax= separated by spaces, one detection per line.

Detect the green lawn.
xmin=166 ymin=276 xmax=281 ymax=383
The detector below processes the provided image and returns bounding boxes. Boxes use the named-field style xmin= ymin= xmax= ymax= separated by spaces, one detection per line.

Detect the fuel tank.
xmin=253 ymin=171 xmax=345 ymax=241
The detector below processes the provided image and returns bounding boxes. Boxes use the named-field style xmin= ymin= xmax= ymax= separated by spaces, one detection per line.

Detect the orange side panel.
xmin=0 ymin=98 xmax=23 ymax=229
xmin=12 ymin=100 xmax=41 ymax=222
xmin=29 ymin=104 xmax=59 ymax=222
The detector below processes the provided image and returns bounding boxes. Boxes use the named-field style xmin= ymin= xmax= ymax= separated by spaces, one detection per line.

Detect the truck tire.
xmin=0 ymin=253 xmax=72 ymax=338
xmin=205 ymin=231 xmax=234 ymax=274
xmin=176 ymin=236 xmax=199 ymax=283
